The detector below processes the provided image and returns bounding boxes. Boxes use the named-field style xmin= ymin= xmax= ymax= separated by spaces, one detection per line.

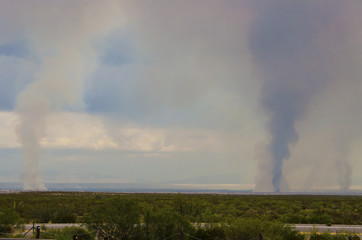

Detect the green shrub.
xmin=226 ymin=218 xmax=304 ymax=240
xmin=309 ymin=214 xmax=332 ymax=225
xmin=41 ymin=226 xmax=93 ymax=240
xmin=142 ymin=208 xmax=193 ymax=240
xmin=309 ymin=232 xmax=359 ymax=240
xmin=193 ymin=223 xmax=226 ymax=240
xmin=53 ymin=208 xmax=77 ymax=223
xmin=85 ymin=198 xmax=142 ymax=240
xmin=0 ymin=207 xmax=23 ymax=234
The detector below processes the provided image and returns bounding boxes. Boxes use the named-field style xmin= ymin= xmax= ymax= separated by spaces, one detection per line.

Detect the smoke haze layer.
xmin=250 ymin=1 xmax=362 ymax=192
xmin=1 ymin=1 xmax=362 ymax=192
xmin=13 ymin=0 xmax=123 ymax=190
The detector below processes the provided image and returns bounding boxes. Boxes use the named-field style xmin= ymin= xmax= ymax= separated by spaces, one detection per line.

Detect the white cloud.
xmin=0 ymin=111 xmax=235 ymax=153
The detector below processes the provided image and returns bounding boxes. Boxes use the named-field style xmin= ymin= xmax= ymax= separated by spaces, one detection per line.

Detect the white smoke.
xmin=13 ymin=0 xmax=123 ymax=190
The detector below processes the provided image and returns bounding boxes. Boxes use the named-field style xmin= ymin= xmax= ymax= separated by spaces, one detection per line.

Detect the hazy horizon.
xmin=1 ymin=1 xmax=362 ymax=192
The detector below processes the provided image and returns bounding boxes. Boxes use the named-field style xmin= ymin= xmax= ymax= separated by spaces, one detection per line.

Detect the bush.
xmin=193 ymin=223 xmax=226 ymax=240
xmin=309 ymin=232 xmax=359 ymax=240
xmin=53 ymin=208 xmax=77 ymax=223
xmin=85 ymin=198 xmax=142 ymax=240
xmin=142 ymin=208 xmax=193 ymax=240
xmin=309 ymin=214 xmax=332 ymax=225
xmin=0 ymin=207 xmax=23 ymax=234
xmin=226 ymin=218 xmax=304 ymax=240
xmin=41 ymin=227 xmax=93 ymax=240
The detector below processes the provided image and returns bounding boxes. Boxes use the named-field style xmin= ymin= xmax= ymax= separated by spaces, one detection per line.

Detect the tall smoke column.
xmin=249 ymin=1 xmax=341 ymax=192
xmin=14 ymin=1 xmax=122 ymax=191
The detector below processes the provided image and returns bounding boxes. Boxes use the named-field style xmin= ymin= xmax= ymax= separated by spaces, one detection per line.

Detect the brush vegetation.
xmin=0 ymin=192 xmax=361 ymax=239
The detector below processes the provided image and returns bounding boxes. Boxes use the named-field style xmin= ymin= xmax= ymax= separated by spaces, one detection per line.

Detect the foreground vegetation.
xmin=0 ymin=192 xmax=361 ymax=239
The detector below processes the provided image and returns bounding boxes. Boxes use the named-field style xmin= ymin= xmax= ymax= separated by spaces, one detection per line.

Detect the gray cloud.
xmin=85 ymin=1 xmax=258 ymax=130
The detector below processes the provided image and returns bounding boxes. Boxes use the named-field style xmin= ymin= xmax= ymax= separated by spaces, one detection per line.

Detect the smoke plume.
xmin=249 ymin=1 xmax=358 ymax=192
xmin=14 ymin=1 xmax=122 ymax=190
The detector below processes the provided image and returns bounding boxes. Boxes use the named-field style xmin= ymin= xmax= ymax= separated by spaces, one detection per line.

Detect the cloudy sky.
xmin=0 ymin=0 xmax=361 ymax=192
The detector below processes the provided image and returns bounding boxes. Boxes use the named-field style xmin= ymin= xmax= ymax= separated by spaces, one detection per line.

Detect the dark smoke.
xmin=249 ymin=1 xmax=334 ymax=192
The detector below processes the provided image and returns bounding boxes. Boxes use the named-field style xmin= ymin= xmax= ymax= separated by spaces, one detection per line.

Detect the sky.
xmin=0 ymin=0 xmax=362 ymax=192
